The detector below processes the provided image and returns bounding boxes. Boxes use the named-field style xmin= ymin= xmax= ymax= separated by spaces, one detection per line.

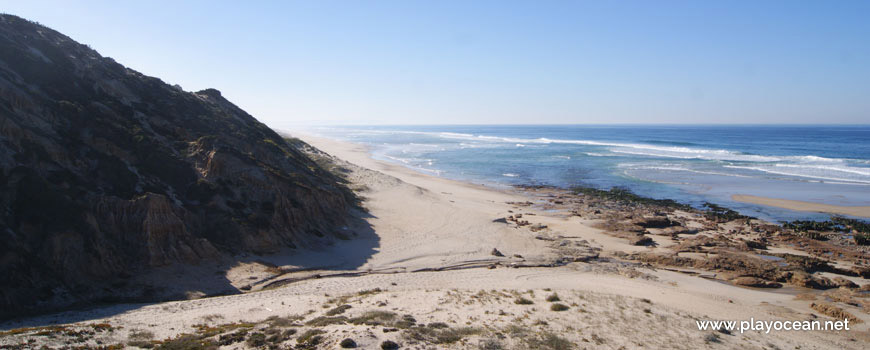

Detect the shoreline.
xmin=290 ymin=131 xmax=870 ymax=223
xmin=2 ymin=133 xmax=867 ymax=349
xmin=733 ymin=194 xmax=870 ymax=219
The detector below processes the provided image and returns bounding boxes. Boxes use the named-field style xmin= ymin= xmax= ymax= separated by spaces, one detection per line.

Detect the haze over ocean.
xmin=310 ymin=125 xmax=870 ymax=222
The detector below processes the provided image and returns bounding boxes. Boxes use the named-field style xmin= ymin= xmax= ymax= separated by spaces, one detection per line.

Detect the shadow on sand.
xmin=0 ymin=208 xmax=379 ymax=329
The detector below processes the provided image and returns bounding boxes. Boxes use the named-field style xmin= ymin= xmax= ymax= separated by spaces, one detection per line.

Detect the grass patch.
xmin=192 ymin=322 xmax=255 ymax=337
xmin=534 ymin=332 xmax=575 ymax=350
xmin=305 ymin=316 xmax=349 ymax=327
xmin=514 ymin=297 xmax=534 ymax=305
xmin=506 ymin=326 xmax=575 ymax=350
xmin=246 ymin=332 xmax=266 ymax=347
xmin=326 ymin=304 xmax=352 ymax=316
xmin=296 ymin=329 xmax=326 ymax=346
xmin=394 ymin=314 xmax=417 ymax=329
xmin=155 ymin=334 xmax=218 ymax=350
xmin=266 ymin=315 xmax=303 ymax=327
xmin=128 ymin=329 xmax=157 ymax=348
xmin=217 ymin=329 xmax=248 ymax=346
xmin=357 ymin=288 xmax=383 ymax=297
xmin=349 ymin=310 xmax=397 ymax=326
xmin=404 ymin=326 xmax=482 ymax=344
xmin=266 ymin=328 xmax=296 ymax=343
xmin=545 ymin=294 xmax=560 ymax=302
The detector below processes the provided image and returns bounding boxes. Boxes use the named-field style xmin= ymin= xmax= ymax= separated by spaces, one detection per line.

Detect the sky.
xmin=3 ymin=1 xmax=870 ymax=126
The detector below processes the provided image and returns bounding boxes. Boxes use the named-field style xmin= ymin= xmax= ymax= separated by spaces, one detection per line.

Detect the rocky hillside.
xmin=0 ymin=14 xmax=356 ymax=319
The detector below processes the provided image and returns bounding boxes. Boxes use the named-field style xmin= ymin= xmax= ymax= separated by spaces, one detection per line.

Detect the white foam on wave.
xmin=774 ymin=163 xmax=870 ymax=176
xmin=429 ymin=130 xmax=870 ymax=181
xmin=336 ymin=127 xmax=870 ymax=185
xmin=609 ymin=148 xmax=781 ymax=162
xmin=502 ymin=173 xmax=520 ymax=177
xmin=622 ymin=164 xmax=753 ymax=178
xmin=431 ymin=131 xmax=799 ymax=162
xmin=724 ymin=165 xmax=870 ymax=185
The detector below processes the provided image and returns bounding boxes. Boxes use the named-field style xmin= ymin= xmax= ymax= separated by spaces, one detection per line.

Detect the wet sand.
xmin=733 ymin=194 xmax=870 ymax=218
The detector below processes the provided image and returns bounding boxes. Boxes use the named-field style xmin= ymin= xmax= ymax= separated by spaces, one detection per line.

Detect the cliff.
xmin=0 ymin=14 xmax=355 ymax=319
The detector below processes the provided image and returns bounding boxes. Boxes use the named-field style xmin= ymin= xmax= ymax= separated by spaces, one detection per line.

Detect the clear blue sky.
xmin=5 ymin=1 xmax=870 ymax=126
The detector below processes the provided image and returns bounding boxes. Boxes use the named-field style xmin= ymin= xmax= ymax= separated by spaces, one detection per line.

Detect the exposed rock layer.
xmin=0 ymin=15 xmax=355 ymax=318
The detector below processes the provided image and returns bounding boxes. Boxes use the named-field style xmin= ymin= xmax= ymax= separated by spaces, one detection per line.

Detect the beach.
xmin=1 ymin=134 xmax=867 ymax=349
xmin=733 ymin=194 xmax=870 ymax=218
xmin=2 ymin=5 xmax=868 ymax=349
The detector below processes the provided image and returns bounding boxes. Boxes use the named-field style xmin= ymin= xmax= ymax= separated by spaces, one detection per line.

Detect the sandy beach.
xmin=1 ymin=135 xmax=867 ymax=349
xmin=733 ymin=194 xmax=870 ymax=219
xmin=3 ymin=5 xmax=868 ymax=350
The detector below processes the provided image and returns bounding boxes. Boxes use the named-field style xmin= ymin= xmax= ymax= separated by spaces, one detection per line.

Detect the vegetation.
xmin=296 ymin=329 xmax=326 ymax=347
xmin=305 ymin=316 xmax=349 ymax=327
xmin=404 ymin=325 xmax=481 ymax=344
xmin=349 ymin=310 xmax=398 ymax=326
xmin=514 ymin=297 xmax=534 ymax=305
xmin=325 ymin=304 xmax=353 ymax=316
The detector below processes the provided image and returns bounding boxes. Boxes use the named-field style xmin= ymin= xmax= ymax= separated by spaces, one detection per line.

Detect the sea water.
xmin=308 ymin=125 xmax=870 ymax=222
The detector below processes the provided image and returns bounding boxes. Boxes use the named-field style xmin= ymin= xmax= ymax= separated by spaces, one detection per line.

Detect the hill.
xmin=0 ymin=14 xmax=355 ymax=319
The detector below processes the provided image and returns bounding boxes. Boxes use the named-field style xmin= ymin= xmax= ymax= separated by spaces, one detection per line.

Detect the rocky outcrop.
xmin=0 ymin=15 xmax=356 ymax=319
xmin=631 ymin=216 xmax=675 ymax=229
xmin=731 ymin=276 xmax=782 ymax=288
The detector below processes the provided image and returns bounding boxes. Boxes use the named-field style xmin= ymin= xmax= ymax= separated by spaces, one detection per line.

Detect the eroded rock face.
xmin=0 ymin=15 xmax=355 ymax=318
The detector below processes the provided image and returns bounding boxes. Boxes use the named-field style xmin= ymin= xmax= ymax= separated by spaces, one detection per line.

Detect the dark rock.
xmin=628 ymin=235 xmax=655 ymax=246
xmin=339 ymin=338 xmax=357 ymax=348
xmin=731 ymin=277 xmax=782 ymax=288
xmin=491 ymin=248 xmax=505 ymax=257
xmin=831 ymin=277 xmax=859 ymax=289
xmin=381 ymin=340 xmax=400 ymax=350
xmin=492 ymin=217 xmax=508 ymax=223
xmin=530 ymin=223 xmax=548 ymax=232
xmin=632 ymin=216 xmax=675 ymax=229
xmin=741 ymin=239 xmax=767 ymax=250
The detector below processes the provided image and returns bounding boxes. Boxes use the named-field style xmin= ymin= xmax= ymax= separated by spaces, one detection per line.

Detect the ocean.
xmin=308 ymin=125 xmax=870 ymax=222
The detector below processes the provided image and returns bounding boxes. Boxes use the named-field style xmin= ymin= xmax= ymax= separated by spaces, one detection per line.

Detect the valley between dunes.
xmin=1 ymin=134 xmax=866 ymax=350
